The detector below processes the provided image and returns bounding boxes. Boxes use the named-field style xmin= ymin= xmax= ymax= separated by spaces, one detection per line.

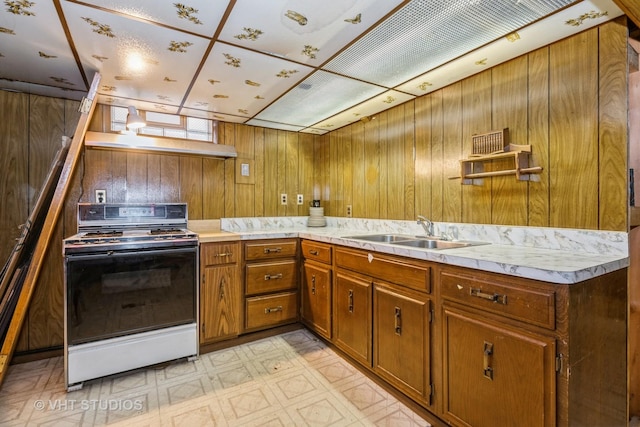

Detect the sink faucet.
xmin=417 ymin=215 xmax=434 ymax=237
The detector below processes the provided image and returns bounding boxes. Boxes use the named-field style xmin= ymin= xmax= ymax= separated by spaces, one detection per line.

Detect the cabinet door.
xmin=374 ymin=283 xmax=431 ymax=405
xmin=443 ymin=307 xmax=556 ymax=427
xmin=200 ymin=265 xmax=240 ymax=344
xmin=301 ymin=261 xmax=332 ymax=339
xmin=334 ymin=272 xmax=372 ymax=367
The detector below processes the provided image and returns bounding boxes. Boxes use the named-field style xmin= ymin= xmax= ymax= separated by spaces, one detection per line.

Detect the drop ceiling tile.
xmin=312 ymin=89 xmax=415 ymax=130
xmin=300 ymin=127 xmax=330 ymax=135
xmin=74 ymin=0 xmax=230 ymax=37
xmin=254 ymin=70 xmax=386 ymax=127
xmin=61 ymin=1 xmax=209 ymax=106
xmin=244 ymin=119 xmax=305 ymax=132
xmin=96 ymin=95 xmax=180 ymax=114
xmin=217 ymin=0 xmax=406 ymax=65
xmin=184 ymin=42 xmax=314 ymax=118
xmin=179 ymin=107 xmax=248 ymax=124
xmin=0 ymin=0 xmax=85 ymax=89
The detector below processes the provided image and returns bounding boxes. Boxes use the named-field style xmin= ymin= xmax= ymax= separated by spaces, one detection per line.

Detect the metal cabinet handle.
xmin=264 ymin=273 xmax=283 ymax=280
xmin=470 ymin=287 xmax=507 ymax=305
xmin=263 ymin=247 xmax=282 ymax=254
xmin=311 ymin=275 xmax=316 ymax=295
xmin=309 ymin=250 xmax=319 ymax=255
xmin=264 ymin=306 xmax=283 ymax=314
xmin=214 ymin=252 xmax=233 ymax=257
xmin=483 ymin=341 xmax=494 ymax=380
xmin=394 ymin=306 xmax=402 ymax=335
xmin=348 ymin=290 xmax=354 ymax=313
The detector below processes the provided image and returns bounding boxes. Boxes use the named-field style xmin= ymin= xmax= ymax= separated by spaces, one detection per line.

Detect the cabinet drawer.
xmin=245 ymin=260 xmax=297 ymax=295
xmin=245 ymin=292 xmax=298 ymax=330
xmin=201 ymin=242 xmax=239 ymax=265
xmin=440 ymin=270 xmax=555 ymax=330
xmin=335 ymin=247 xmax=430 ymax=293
xmin=301 ymin=240 xmax=332 ymax=264
xmin=245 ymin=240 xmax=298 ymax=260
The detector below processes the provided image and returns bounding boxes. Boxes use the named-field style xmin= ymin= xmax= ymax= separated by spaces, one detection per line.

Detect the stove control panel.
xmin=119 ymin=206 xmax=155 ymax=217
xmin=77 ymin=203 xmax=188 ymax=226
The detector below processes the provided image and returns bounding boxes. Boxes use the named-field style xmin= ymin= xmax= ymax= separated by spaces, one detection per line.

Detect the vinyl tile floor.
xmin=0 ymin=329 xmax=432 ymax=426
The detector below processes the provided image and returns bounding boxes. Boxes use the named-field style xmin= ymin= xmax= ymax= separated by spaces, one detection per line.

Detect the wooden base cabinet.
xmin=439 ymin=265 xmax=627 ymax=427
xmin=333 ymin=271 xmax=372 ymax=366
xmin=442 ymin=306 xmax=556 ymax=427
xmin=300 ymin=240 xmax=333 ymax=339
xmin=200 ymin=242 xmax=240 ymax=344
xmin=374 ymin=282 xmax=431 ymax=406
xmin=334 ymin=246 xmax=433 ymax=408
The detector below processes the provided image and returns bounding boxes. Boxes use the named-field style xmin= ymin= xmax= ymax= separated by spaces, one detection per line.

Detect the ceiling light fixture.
xmin=126 ymin=106 xmax=146 ymax=130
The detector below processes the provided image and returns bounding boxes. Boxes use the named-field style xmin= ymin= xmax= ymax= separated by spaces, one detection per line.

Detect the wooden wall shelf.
xmin=452 ymin=148 xmax=543 ymax=184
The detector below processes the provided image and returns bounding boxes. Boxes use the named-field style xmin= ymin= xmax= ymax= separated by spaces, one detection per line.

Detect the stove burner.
xmin=84 ymin=231 xmax=123 ymax=238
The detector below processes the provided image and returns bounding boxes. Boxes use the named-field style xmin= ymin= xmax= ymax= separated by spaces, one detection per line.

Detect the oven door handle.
xmin=64 ymin=246 xmax=197 ymax=260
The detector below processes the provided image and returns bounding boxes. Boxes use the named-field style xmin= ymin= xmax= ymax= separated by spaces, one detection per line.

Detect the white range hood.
xmin=84 ymin=131 xmax=237 ymax=158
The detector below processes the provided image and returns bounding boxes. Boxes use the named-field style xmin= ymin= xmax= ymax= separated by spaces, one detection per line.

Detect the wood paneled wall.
xmin=80 ymin=117 xmax=315 ymax=219
xmin=0 ymin=18 xmax=629 ymax=355
xmin=318 ymin=19 xmax=628 ymax=231
xmin=0 ymin=91 xmax=81 ymax=353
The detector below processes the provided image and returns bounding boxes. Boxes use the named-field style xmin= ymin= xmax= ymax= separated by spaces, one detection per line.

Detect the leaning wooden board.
xmin=0 ymin=138 xmax=70 ymax=321
xmin=0 ymin=72 xmax=101 ymax=386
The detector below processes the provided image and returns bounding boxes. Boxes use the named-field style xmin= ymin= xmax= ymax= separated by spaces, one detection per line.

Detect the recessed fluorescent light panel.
xmin=254 ymin=70 xmax=386 ymax=127
xmin=323 ymin=0 xmax=576 ymax=87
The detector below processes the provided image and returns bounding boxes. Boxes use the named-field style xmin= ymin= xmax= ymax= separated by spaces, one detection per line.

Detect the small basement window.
xmin=110 ymin=106 xmax=214 ymax=142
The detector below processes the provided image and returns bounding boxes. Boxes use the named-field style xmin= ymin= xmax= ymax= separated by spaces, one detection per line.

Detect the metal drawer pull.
xmin=263 ymin=247 xmax=282 ymax=254
xmin=264 ymin=306 xmax=283 ymax=314
xmin=348 ymin=290 xmax=354 ymax=313
xmin=309 ymin=250 xmax=319 ymax=255
xmin=264 ymin=273 xmax=283 ymax=280
xmin=483 ymin=341 xmax=494 ymax=380
xmin=470 ymin=287 xmax=507 ymax=305
xmin=394 ymin=307 xmax=402 ymax=335
xmin=214 ymin=252 xmax=232 ymax=257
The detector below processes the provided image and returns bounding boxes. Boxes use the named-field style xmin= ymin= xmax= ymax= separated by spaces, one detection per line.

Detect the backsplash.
xmin=221 ymin=217 xmax=628 ymax=257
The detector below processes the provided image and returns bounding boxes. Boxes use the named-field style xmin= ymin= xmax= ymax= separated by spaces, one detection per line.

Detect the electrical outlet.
xmin=95 ymin=189 xmax=106 ymax=204
xmin=346 ymin=205 xmax=352 ymax=218
xmin=297 ymin=194 xmax=303 ymax=205
xmin=280 ymin=193 xmax=287 ymax=205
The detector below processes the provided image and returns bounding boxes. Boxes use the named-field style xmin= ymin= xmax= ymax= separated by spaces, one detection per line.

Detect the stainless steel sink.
xmin=392 ymin=239 xmax=472 ymax=249
xmin=341 ymin=234 xmax=416 ymax=243
xmin=342 ymin=234 xmax=488 ymax=250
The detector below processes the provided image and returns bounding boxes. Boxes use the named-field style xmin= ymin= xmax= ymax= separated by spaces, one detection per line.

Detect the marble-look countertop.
xmin=189 ymin=217 xmax=629 ymax=285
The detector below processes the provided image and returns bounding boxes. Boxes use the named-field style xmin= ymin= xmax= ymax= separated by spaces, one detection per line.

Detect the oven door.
xmin=64 ymin=246 xmax=197 ymax=346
